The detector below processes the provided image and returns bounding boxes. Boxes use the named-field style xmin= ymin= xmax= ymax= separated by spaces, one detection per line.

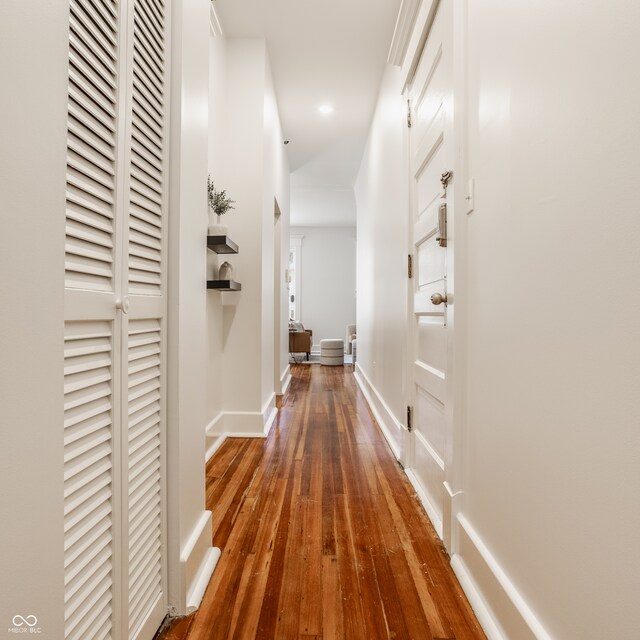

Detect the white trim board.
xmin=279 ymin=366 xmax=292 ymax=395
xmin=181 ymin=510 xmax=215 ymax=613
xmin=388 ymin=0 xmax=421 ymax=66
xmin=353 ymin=366 xmax=549 ymax=640
xmin=353 ymin=364 xmax=403 ymax=461
xmin=452 ymin=514 xmax=552 ymax=640
xmin=187 ymin=547 xmax=221 ymax=611
xmin=405 ymin=468 xmax=443 ymax=539
xmin=204 ymin=402 xmax=278 ymax=462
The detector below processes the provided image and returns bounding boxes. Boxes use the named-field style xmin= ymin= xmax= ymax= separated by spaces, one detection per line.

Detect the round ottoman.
xmin=320 ymin=339 xmax=344 ymax=366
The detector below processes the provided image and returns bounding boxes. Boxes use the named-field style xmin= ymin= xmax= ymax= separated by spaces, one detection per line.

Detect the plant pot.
xmin=207 ymin=209 xmax=227 ymax=236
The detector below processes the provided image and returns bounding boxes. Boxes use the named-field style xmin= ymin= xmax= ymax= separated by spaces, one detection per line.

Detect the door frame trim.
xmin=403 ymin=0 xmax=468 ymax=555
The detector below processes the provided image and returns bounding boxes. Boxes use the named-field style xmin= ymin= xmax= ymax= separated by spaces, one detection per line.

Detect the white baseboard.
xmin=181 ymin=510 xmax=214 ymax=614
xmin=279 ymin=365 xmax=292 ymax=395
xmin=353 ymin=364 xmax=403 ymax=461
xmin=205 ymin=433 xmax=226 ymax=462
xmin=405 ymin=467 xmax=443 ymax=539
xmin=186 ymin=547 xmax=221 ymax=611
xmin=262 ymin=393 xmax=277 ymax=435
xmin=452 ymin=514 xmax=552 ymax=640
xmin=204 ymin=398 xmax=277 ymax=457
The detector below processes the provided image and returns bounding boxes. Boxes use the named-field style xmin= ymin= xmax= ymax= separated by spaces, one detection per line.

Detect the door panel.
xmin=66 ymin=0 xmax=118 ymax=294
xmin=415 ymin=139 xmax=444 ymax=219
xmin=127 ymin=318 xmax=164 ymax=639
xmin=408 ymin=0 xmax=452 ymax=541
xmin=128 ymin=0 xmax=166 ymax=297
xmin=417 ymin=239 xmax=445 ymax=286
xmin=415 ymin=386 xmax=446 ymax=458
xmin=413 ymin=431 xmax=445 ymax=531
xmin=416 ymin=317 xmax=446 ymax=374
xmin=63 ymin=320 xmax=116 ymax=640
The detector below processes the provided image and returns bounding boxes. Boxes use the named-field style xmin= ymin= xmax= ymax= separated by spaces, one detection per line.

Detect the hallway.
xmin=158 ymin=365 xmax=484 ymax=640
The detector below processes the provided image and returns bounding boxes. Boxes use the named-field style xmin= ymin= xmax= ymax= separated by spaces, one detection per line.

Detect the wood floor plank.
xmin=322 ymin=555 xmax=343 ymax=640
xmin=334 ymin=494 xmax=368 ymax=640
xmin=298 ymin=497 xmax=323 ymax=637
xmin=157 ymin=364 xmax=485 ymax=640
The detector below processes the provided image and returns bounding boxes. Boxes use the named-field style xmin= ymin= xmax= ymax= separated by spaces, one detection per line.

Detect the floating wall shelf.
xmin=207 ymin=235 xmax=239 ymax=254
xmin=207 ymin=280 xmax=242 ymax=291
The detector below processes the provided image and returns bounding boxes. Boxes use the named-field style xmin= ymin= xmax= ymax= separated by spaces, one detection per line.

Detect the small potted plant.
xmin=207 ymin=174 xmax=235 ymax=235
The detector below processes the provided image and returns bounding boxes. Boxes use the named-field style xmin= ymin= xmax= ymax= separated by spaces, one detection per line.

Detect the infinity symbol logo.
xmin=12 ymin=615 xmax=37 ymax=627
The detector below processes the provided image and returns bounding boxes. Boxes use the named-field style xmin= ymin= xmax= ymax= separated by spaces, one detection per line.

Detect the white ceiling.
xmin=214 ymin=0 xmax=401 ymax=226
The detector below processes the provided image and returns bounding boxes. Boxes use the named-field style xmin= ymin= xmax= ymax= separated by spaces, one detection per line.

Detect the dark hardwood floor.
xmin=157 ymin=364 xmax=485 ymax=640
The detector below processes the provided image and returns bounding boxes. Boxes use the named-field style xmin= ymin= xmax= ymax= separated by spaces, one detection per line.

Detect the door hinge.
xmin=406 ymin=99 xmax=412 ymax=128
xmin=407 ymin=254 xmax=413 ymax=278
xmin=407 ymin=406 xmax=413 ymax=432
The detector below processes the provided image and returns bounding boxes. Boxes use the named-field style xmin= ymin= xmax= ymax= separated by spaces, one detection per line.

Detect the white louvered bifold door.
xmin=122 ymin=1 xmax=168 ymax=637
xmin=63 ymin=1 xmax=169 ymax=639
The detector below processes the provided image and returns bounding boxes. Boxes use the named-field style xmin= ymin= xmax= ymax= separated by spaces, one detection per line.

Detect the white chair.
xmin=345 ymin=324 xmax=356 ymax=354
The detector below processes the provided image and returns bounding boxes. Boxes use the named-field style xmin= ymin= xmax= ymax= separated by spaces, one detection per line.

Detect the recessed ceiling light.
xmin=317 ymin=104 xmax=334 ymax=115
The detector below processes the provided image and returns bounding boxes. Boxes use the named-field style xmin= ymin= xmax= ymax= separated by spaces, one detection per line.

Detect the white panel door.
xmin=407 ymin=0 xmax=453 ymax=541
xmin=63 ymin=1 xmax=168 ymax=638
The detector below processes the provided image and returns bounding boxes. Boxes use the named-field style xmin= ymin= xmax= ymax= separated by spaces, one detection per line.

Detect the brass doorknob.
xmin=430 ymin=292 xmax=447 ymax=305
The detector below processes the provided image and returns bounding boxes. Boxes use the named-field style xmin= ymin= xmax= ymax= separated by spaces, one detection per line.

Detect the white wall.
xmin=167 ymin=0 xmax=215 ymax=613
xmin=0 ymin=2 xmax=68 ymax=636
xmin=290 ymin=226 xmax=357 ymax=351
xmin=460 ymin=1 xmax=640 ymax=638
xmin=207 ymin=37 xmax=290 ymax=439
xmin=356 ymin=1 xmax=640 ymax=638
xmin=263 ymin=62 xmax=291 ymax=397
xmin=206 ymin=16 xmax=228 ymax=427
xmin=353 ymin=65 xmax=408 ymax=457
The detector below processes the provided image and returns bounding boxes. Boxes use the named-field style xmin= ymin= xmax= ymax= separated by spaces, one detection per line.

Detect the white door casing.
xmin=405 ymin=0 xmax=456 ymax=548
xmin=63 ymin=0 xmax=169 ymax=638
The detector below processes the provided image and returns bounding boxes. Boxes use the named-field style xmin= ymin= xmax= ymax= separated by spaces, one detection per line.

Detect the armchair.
xmin=289 ymin=324 xmax=312 ymax=361
xmin=345 ymin=324 xmax=356 ymax=354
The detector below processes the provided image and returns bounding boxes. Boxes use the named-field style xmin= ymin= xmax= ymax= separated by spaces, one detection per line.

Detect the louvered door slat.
xmin=70 ymin=51 xmax=116 ymax=105
xmin=64 ymin=320 xmax=114 ymax=640
xmin=131 ymin=102 xmax=163 ymax=151
xmin=68 ymin=111 xmax=116 ymax=159
xmin=128 ymin=0 xmax=165 ymax=297
xmin=66 ymin=194 xmax=113 ymax=228
xmin=133 ymin=63 xmax=164 ymax=117
xmin=68 ymin=86 xmax=116 ymax=144
xmin=69 ymin=25 xmax=117 ymax=79
xmin=66 ymin=0 xmax=118 ymax=294
xmin=129 ymin=457 xmax=160 ymax=503
xmin=132 ymin=117 xmax=163 ymax=160
xmin=131 ymin=153 xmax=162 ymax=190
xmin=130 ymin=229 xmax=161 ymax=255
xmin=138 ymin=0 xmax=163 ymax=30
xmin=133 ymin=25 xmax=164 ymax=81
xmin=127 ymin=318 xmax=163 ymax=639
xmin=135 ymin=3 xmax=163 ymax=50
xmin=70 ymin=0 xmax=117 ymax=50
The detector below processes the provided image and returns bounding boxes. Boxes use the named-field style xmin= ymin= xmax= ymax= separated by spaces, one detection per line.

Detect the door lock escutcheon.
xmin=436 ymin=203 xmax=447 ymax=247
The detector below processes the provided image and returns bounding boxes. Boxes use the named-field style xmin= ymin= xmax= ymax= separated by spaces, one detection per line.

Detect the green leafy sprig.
xmin=207 ymin=174 xmax=235 ymax=216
